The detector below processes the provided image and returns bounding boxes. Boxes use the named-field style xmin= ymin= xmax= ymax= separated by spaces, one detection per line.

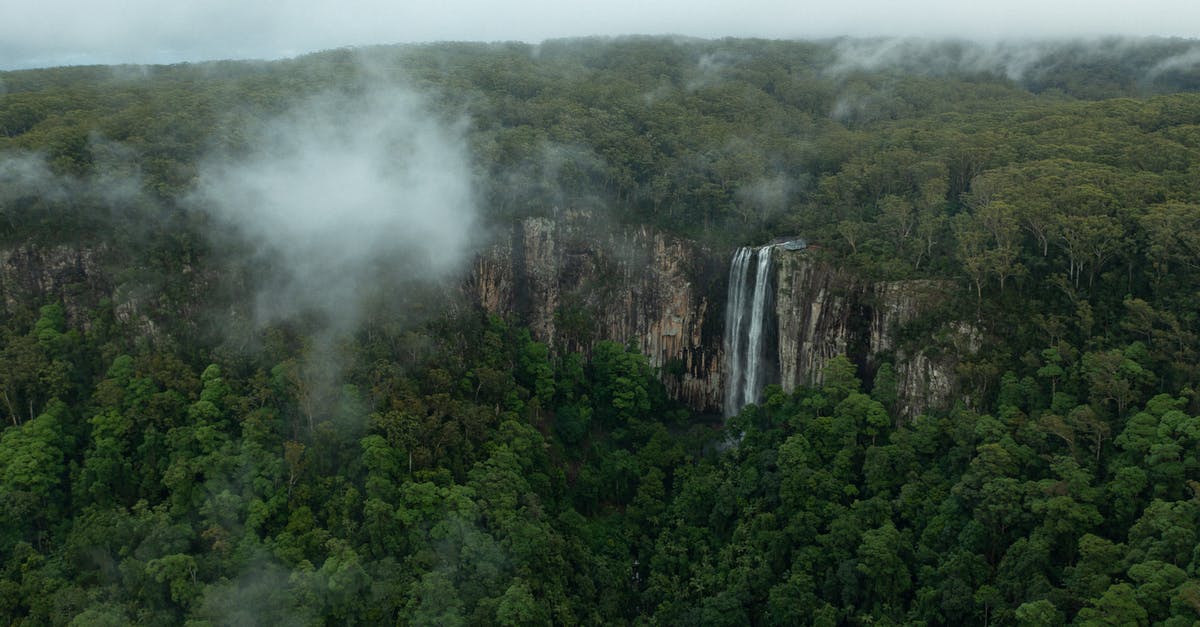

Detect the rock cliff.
xmin=468 ymin=212 xmax=727 ymax=413
xmin=0 ymin=242 xmax=203 ymax=342
xmin=0 ymin=244 xmax=112 ymax=327
xmin=3 ymin=223 xmax=969 ymax=419
xmin=773 ymin=247 xmax=970 ymax=418
xmin=773 ymin=249 xmax=864 ymax=394
xmin=469 ymin=219 xmax=972 ymax=419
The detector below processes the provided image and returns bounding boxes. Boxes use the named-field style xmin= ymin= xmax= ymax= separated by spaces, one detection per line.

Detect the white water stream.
xmin=723 ymin=245 xmax=775 ymax=417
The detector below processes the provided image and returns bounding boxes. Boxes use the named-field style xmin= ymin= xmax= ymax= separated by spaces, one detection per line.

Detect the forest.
xmin=1 ymin=36 xmax=1200 ymax=624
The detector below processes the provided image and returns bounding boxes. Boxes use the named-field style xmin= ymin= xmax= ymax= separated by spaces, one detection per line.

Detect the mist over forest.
xmin=2 ymin=36 xmax=1200 ymax=625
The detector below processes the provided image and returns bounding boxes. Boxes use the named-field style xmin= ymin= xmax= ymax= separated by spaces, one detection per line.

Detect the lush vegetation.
xmin=2 ymin=36 xmax=1200 ymax=624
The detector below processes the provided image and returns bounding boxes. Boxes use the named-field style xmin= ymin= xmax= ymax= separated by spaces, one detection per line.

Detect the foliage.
xmin=2 ymin=36 xmax=1200 ymax=624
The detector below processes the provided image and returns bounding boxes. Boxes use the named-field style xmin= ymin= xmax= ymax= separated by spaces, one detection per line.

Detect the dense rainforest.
xmin=2 ymin=36 xmax=1200 ymax=625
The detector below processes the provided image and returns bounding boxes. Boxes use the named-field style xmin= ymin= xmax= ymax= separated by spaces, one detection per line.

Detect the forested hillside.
xmin=2 ymin=37 xmax=1200 ymax=625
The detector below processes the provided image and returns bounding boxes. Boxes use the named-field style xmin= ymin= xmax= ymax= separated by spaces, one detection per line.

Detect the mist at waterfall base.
xmin=723 ymin=244 xmax=779 ymax=417
xmin=194 ymin=84 xmax=478 ymax=338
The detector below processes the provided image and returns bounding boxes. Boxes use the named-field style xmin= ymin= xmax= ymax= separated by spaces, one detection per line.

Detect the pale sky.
xmin=2 ymin=0 xmax=1200 ymax=70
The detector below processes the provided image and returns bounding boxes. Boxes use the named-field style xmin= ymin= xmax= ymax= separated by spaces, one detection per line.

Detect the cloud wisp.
xmin=193 ymin=83 xmax=478 ymax=337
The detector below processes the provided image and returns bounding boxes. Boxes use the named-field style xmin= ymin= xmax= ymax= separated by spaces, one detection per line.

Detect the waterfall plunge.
xmin=723 ymin=245 xmax=776 ymax=417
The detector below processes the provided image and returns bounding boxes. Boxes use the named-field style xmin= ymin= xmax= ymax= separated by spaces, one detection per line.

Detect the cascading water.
xmin=723 ymin=245 xmax=776 ymax=417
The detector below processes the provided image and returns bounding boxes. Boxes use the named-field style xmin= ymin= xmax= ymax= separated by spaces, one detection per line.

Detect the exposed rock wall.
xmin=872 ymin=280 xmax=972 ymax=417
xmin=774 ymin=249 xmax=863 ymax=393
xmin=774 ymin=248 xmax=968 ymax=418
xmin=0 ymin=244 xmax=111 ymax=327
xmin=870 ymin=280 xmax=946 ymax=356
xmin=0 ymin=243 xmax=205 ymax=342
xmin=470 ymin=221 xmax=973 ymax=418
xmin=468 ymin=213 xmax=726 ymax=413
xmin=5 ymin=225 xmax=968 ymax=420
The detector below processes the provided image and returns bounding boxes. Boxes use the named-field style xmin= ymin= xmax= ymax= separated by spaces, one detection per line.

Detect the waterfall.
xmin=723 ymin=245 xmax=776 ymax=417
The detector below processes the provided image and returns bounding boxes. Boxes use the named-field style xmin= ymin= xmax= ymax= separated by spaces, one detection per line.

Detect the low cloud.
xmin=0 ymin=143 xmax=144 ymax=231
xmin=1151 ymin=47 xmax=1200 ymax=76
xmin=0 ymin=153 xmax=69 ymax=203
xmin=193 ymin=83 xmax=478 ymax=336
xmin=826 ymin=37 xmax=1200 ymax=84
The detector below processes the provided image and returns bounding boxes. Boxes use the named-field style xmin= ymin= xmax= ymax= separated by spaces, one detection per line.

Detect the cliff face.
xmin=773 ymin=248 xmax=969 ymax=418
xmin=0 ymin=244 xmax=112 ymax=327
xmin=872 ymin=281 xmax=976 ymax=418
xmin=470 ymin=223 xmax=971 ymax=418
xmin=5 ymin=224 xmax=964 ymax=418
xmin=774 ymin=251 xmax=863 ymax=394
xmin=0 ymin=243 xmax=212 ymax=342
xmin=468 ymin=213 xmax=726 ymax=413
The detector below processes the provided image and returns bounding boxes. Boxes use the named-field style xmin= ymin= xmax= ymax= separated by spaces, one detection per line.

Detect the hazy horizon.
xmin=3 ymin=0 xmax=1200 ymax=70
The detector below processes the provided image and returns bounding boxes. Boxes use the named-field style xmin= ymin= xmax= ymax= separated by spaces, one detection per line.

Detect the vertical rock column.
xmin=773 ymin=249 xmax=860 ymax=393
xmin=469 ymin=213 xmax=726 ymax=413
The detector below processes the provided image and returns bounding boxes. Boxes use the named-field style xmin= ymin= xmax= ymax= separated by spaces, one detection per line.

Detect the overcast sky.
xmin=3 ymin=0 xmax=1200 ymax=70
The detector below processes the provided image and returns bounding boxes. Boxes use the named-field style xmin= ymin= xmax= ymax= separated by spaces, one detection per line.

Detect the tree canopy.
xmin=2 ymin=36 xmax=1200 ymax=624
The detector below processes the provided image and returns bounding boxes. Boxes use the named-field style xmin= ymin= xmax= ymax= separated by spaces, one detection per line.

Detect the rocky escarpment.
xmin=0 ymin=244 xmax=112 ymax=327
xmin=774 ymin=250 xmax=865 ymax=395
xmin=469 ymin=212 xmax=727 ymax=413
xmin=774 ymin=247 xmax=971 ymax=418
xmin=471 ymin=221 xmax=973 ymax=418
xmin=2 ymin=224 xmax=970 ymax=419
xmin=0 ymin=243 xmax=211 ymax=342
